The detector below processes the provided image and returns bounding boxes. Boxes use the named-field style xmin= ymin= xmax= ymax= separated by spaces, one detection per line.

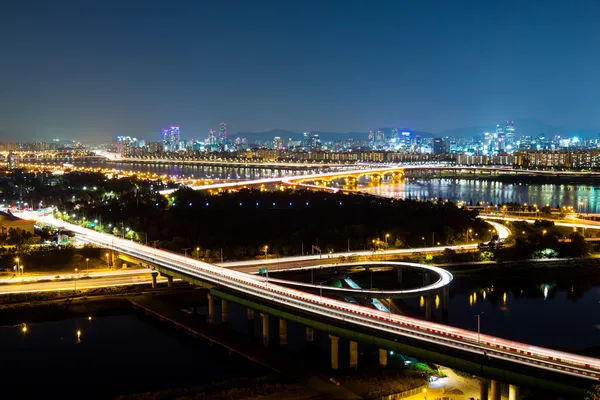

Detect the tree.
xmin=586 ymin=385 xmax=600 ymax=400
xmin=442 ymin=248 xmax=456 ymax=263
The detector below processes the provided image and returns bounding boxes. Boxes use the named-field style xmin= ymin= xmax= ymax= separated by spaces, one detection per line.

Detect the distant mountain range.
xmin=437 ymin=118 xmax=598 ymax=139
xmin=234 ymin=119 xmax=598 ymax=142
xmin=234 ymin=128 xmax=435 ymax=142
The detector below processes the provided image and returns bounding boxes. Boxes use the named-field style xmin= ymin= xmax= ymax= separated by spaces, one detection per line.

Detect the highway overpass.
xmin=25 ymin=213 xmax=599 ymax=397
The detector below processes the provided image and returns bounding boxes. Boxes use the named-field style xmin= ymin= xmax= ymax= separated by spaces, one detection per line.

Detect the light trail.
xmin=26 ymin=213 xmax=600 ymax=381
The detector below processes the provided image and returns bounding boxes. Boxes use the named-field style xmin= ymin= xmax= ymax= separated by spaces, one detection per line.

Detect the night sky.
xmin=1 ymin=0 xmax=599 ymax=142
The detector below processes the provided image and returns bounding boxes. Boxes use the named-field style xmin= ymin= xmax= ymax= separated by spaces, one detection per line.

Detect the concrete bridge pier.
xmin=442 ymin=286 xmax=449 ymax=312
xmin=329 ymin=335 xmax=339 ymax=370
xmin=378 ymin=349 xmax=387 ymax=368
xmin=397 ymin=267 xmax=403 ymax=284
xmin=425 ymin=295 xmax=432 ymax=320
xmin=349 ymin=341 xmax=358 ymax=370
xmin=490 ymin=380 xmax=501 ymax=400
xmin=509 ymin=384 xmax=520 ymax=400
xmin=480 ymin=378 xmax=489 ymax=400
xmin=151 ymin=272 xmax=158 ymax=288
xmin=279 ymin=319 xmax=287 ymax=345
xmin=221 ymin=299 xmax=229 ymax=324
xmin=306 ymin=327 xmax=314 ymax=345
xmin=166 ymin=275 xmax=173 ymax=287
xmin=207 ymin=294 xmax=215 ymax=324
xmin=261 ymin=313 xmax=270 ymax=347
xmin=247 ymin=308 xmax=255 ymax=336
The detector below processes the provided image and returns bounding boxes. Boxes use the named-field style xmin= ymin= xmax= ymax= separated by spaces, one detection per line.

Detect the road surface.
xmin=0 ymin=270 xmax=159 ymax=295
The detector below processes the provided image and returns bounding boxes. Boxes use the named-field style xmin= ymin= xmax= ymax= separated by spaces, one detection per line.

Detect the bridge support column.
xmin=397 ymin=267 xmax=403 ymax=284
xmin=151 ymin=272 xmax=158 ymax=289
xmin=306 ymin=327 xmax=314 ymax=343
xmin=279 ymin=319 xmax=287 ymax=345
xmin=261 ymin=313 xmax=270 ymax=347
xmin=329 ymin=335 xmax=339 ymax=370
xmin=221 ymin=299 xmax=229 ymax=324
xmin=422 ymin=271 xmax=430 ymax=286
xmin=349 ymin=341 xmax=358 ymax=370
xmin=509 ymin=384 xmax=520 ymax=400
xmin=247 ymin=308 xmax=255 ymax=320
xmin=442 ymin=286 xmax=449 ymax=312
xmin=480 ymin=378 xmax=489 ymax=400
xmin=207 ymin=294 xmax=215 ymax=324
xmin=378 ymin=349 xmax=387 ymax=368
xmin=490 ymin=380 xmax=501 ymax=400
xmin=425 ymin=295 xmax=432 ymax=320
xmin=167 ymin=275 xmax=173 ymax=287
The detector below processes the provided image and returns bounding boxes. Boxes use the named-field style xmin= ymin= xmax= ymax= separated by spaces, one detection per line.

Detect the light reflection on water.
xmin=359 ymin=179 xmax=600 ymax=213
xmin=94 ymin=162 xmax=327 ymax=181
xmin=405 ymin=278 xmax=600 ymax=352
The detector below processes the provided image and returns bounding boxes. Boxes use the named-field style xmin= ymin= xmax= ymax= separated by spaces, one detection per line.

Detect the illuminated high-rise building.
xmin=208 ymin=129 xmax=217 ymax=146
xmin=273 ymin=136 xmax=283 ymax=150
xmin=161 ymin=126 xmax=180 ymax=152
xmin=218 ymin=122 xmax=227 ymax=145
xmin=7 ymin=152 xmax=20 ymax=169
xmin=505 ymin=121 xmax=515 ymax=147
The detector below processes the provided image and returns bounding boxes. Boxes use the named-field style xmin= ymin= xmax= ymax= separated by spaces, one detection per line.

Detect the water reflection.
xmin=358 ymin=179 xmax=600 ymax=213
xmin=89 ymin=162 xmax=329 ymax=181
xmin=1 ymin=314 xmax=265 ymax=399
xmin=440 ymin=277 xmax=600 ymax=351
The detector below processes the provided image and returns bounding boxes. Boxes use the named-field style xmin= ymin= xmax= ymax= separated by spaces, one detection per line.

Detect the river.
xmin=359 ymin=178 xmax=600 ymax=213
xmin=79 ymin=162 xmax=600 ymax=212
xmin=0 ymin=313 xmax=266 ymax=399
xmin=400 ymin=274 xmax=600 ymax=354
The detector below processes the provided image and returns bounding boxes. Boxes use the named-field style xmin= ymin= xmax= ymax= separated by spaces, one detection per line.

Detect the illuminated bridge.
xmin=160 ymin=162 xmax=600 ymax=195
xmin=30 ymin=214 xmax=600 ymax=398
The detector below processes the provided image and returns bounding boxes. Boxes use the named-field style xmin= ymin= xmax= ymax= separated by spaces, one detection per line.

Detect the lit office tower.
xmin=218 ymin=122 xmax=227 ymax=145
xmin=273 ymin=136 xmax=283 ymax=150
xmin=161 ymin=126 xmax=180 ymax=152
xmin=495 ymin=124 xmax=505 ymax=152
xmin=505 ymin=121 xmax=515 ymax=146
xmin=208 ymin=129 xmax=217 ymax=146
xmin=433 ymin=138 xmax=445 ymax=154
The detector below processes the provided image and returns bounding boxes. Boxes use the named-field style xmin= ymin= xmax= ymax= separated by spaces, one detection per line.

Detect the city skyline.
xmin=2 ymin=1 xmax=600 ymax=141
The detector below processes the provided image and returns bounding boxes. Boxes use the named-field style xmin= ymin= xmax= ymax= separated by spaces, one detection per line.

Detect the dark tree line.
xmin=66 ymin=188 xmax=488 ymax=261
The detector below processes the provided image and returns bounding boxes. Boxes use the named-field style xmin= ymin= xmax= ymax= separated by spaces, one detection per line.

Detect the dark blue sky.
xmin=1 ymin=0 xmax=599 ymax=142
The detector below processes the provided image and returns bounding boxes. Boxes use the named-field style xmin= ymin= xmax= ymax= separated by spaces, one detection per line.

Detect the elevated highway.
xmin=27 ymin=213 xmax=600 ymax=393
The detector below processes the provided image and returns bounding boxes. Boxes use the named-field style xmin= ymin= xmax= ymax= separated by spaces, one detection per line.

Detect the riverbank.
xmin=443 ymin=257 xmax=600 ymax=279
xmin=1 ymin=290 xmax=427 ymax=400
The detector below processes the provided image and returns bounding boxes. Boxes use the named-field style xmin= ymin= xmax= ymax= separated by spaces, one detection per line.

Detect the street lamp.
xmin=86 ymin=258 xmax=89 ymax=274
xmin=542 ymin=229 xmax=547 ymax=236
xmin=467 ymin=228 xmax=472 ymax=244
xmin=196 ymin=247 xmax=200 ymax=259
xmin=475 ymin=312 xmax=484 ymax=343
xmin=15 ymin=257 xmax=20 ymax=277
xmin=385 ymin=233 xmax=390 ymax=245
xmin=421 ymin=237 xmax=426 ymax=247
xmin=264 ymin=245 xmax=268 ymax=258
xmin=105 ymin=252 xmax=110 ymax=268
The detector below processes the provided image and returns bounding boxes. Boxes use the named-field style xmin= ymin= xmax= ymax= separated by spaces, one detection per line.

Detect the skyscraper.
xmin=208 ymin=129 xmax=217 ymax=146
xmin=218 ymin=122 xmax=227 ymax=146
xmin=161 ymin=126 xmax=180 ymax=152
xmin=433 ymin=138 xmax=444 ymax=154
xmin=505 ymin=121 xmax=515 ymax=147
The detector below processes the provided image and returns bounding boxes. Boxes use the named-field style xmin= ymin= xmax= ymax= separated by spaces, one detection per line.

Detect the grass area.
xmin=113 ymin=378 xmax=318 ymax=400
xmin=341 ymin=370 xmax=427 ymax=399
